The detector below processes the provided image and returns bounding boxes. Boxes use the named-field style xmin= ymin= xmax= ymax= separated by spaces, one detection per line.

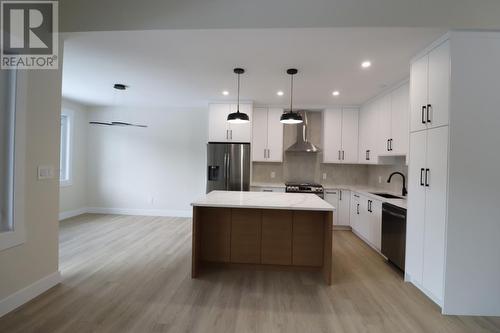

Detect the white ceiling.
xmin=62 ymin=28 xmax=445 ymax=108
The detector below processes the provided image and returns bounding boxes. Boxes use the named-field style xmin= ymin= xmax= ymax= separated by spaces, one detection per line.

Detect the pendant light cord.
xmin=237 ymin=72 xmax=240 ymax=113
xmin=289 ymin=73 xmax=294 ymax=114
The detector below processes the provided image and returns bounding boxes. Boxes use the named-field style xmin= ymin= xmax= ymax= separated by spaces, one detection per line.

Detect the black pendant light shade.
xmin=280 ymin=111 xmax=303 ymax=124
xmin=227 ymin=68 xmax=250 ymax=124
xmin=280 ymin=68 xmax=303 ymax=124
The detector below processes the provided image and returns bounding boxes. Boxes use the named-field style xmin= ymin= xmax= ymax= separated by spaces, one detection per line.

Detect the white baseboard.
xmin=86 ymin=207 xmax=192 ymax=218
xmin=59 ymin=207 xmax=88 ymax=221
xmin=0 ymin=271 xmax=61 ymax=318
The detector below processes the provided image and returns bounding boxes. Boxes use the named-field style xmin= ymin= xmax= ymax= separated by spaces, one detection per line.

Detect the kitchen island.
xmin=191 ymin=191 xmax=335 ymax=284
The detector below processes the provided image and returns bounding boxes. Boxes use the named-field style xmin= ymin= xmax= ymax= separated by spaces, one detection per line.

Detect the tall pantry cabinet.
xmin=406 ymin=32 xmax=500 ymax=316
xmin=407 ymin=39 xmax=450 ymax=307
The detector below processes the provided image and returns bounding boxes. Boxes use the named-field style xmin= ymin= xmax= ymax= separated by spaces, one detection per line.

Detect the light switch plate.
xmin=270 ymin=171 xmax=276 ymax=179
xmin=378 ymin=176 xmax=382 ymax=183
xmin=323 ymin=173 xmax=327 ymax=180
xmin=37 ymin=165 xmax=54 ymax=180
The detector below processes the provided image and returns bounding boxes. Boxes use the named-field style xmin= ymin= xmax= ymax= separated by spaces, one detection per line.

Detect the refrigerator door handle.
xmin=223 ymin=153 xmax=229 ymax=189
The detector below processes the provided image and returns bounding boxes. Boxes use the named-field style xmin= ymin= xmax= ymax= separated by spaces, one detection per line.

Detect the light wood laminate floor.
xmin=1 ymin=214 xmax=499 ymax=333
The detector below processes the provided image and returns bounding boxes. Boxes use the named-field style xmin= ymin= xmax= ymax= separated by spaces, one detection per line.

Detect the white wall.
xmin=0 ymin=66 xmax=63 ymax=309
xmin=86 ymin=106 xmax=207 ymax=217
xmin=59 ymin=99 xmax=88 ymax=219
xmin=442 ymin=32 xmax=500 ymax=316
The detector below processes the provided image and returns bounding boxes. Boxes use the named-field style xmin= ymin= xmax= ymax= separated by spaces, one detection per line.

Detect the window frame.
xmin=59 ymin=109 xmax=73 ymax=187
xmin=0 ymin=70 xmax=27 ymax=252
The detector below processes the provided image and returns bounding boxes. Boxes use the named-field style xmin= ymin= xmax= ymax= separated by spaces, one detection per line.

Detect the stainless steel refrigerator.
xmin=206 ymin=143 xmax=250 ymax=193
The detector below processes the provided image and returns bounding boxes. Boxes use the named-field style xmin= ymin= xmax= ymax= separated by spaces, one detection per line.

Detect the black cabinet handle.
xmin=366 ymin=150 xmax=370 ymax=160
xmin=368 ymin=200 xmax=372 ymax=213
xmin=389 ymin=139 xmax=393 ymax=151
xmin=387 ymin=139 xmax=390 ymax=151
xmin=422 ymin=105 xmax=427 ymax=124
xmin=425 ymin=168 xmax=430 ymax=187
xmin=338 ymin=150 xmax=341 ymax=160
xmin=339 ymin=190 xmax=342 ymax=201
xmin=427 ymin=104 xmax=432 ymax=123
xmin=420 ymin=168 xmax=425 ymax=186
xmin=342 ymin=150 xmax=345 ymax=160
xmin=357 ymin=203 xmax=360 ymax=215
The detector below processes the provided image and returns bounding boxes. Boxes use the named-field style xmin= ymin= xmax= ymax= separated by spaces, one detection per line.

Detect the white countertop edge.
xmin=191 ymin=202 xmax=335 ymax=212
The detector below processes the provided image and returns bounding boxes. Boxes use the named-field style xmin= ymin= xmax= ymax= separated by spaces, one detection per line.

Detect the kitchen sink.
xmin=370 ymin=192 xmax=403 ymax=199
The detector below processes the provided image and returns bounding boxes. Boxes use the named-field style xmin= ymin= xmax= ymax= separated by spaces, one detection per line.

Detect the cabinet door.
xmin=391 ymin=83 xmax=410 ymax=156
xmin=229 ymin=103 xmax=253 ymax=142
xmin=350 ymin=193 xmax=360 ymax=232
xmin=266 ymin=108 xmax=284 ymax=162
xmin=410 ymin=55 xmax=428 ymax=133
xmin=292 ymin=211 xmax=324 ymax=267
xmin=369 ymin=199 xmax=383 ymax=250
xmin=208 ymin=104 xmax=230 ymax=142
xmin=338 ymin=189 xmax=351 ymax=226
xmin=427 ymin=41 xmax=450 ymax=129
xmin=377 ymin=95 xmax=392 ymax=155
xmin=230 ymin=209 xmax=262 ymax=264
xmin=341 ymin=107 xmax=359 ymax=163
xmin=252 ymin=108 xmax=268 ymax=162
xmin=422 ymin=126 xmax=448 ymax=301
xmin=358 ymin=103 xmax=377 ymax=164
xmin=324 ymin=190 xmax=339 ymax=225
xmin=406 ymin=130 xmax=427 ymax=284
xmin=323 ymin=109 xmax=343 ymax=163
xmin=358 ymin=197 xmax=371 ymax=240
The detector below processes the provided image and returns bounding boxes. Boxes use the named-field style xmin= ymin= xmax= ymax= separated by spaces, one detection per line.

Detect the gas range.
xmin=285 ymin=183 xmax=324 ymax=198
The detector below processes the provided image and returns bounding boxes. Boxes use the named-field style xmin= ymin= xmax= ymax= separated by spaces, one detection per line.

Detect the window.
xmin=59 ymin=111 xmax=72 ymax=186
xmin=0 ymin=70 xmax=15 ymax=233
xmin=0 ymin=68 xmax=25 ymax=252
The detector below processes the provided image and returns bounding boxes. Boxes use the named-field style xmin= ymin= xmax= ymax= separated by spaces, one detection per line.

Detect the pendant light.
xmin=227 ymin=68 xmax=250 ymax=124
xmin=89 ymin=83 xmax=148 ymax=128
xmin=280 ymin=68 xmax=303 ymax=124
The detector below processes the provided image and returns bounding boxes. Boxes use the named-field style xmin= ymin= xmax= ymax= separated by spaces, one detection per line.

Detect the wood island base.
xmin=192 ymin=207 xmax=333 ymax=285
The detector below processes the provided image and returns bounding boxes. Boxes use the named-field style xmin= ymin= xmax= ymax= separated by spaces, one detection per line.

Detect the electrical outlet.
xmin=378 ymin=176 xmax=382 ymax=184
xmin=270 ymin=171 xmax=276 ymax=179
xmin=322 ymin=173 xmax=327 ymax=180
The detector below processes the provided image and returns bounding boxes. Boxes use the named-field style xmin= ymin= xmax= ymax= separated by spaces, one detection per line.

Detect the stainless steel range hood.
xmin=285 ymin=111 xmax=320 ymax=153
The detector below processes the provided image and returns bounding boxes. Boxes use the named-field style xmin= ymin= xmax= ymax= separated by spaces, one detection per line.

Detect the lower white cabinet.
xmin=324 ymin=189 xmax=351 ymax=227
xmin=406 ymin=126 xmax=448 ymax=303
xmin=351 ymin=192 xmax=382 ymax=251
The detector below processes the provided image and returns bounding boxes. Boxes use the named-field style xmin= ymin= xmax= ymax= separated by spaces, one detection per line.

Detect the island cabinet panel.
xmin=200 ymin=208 xmax=231 ymax=262
xmin=292 ymin=211 xmax=325 ymax=267
xmin=261 ymin=210 xmax=293 ymax=265
xmin=230 ymin=209 xmax=262 ymax=263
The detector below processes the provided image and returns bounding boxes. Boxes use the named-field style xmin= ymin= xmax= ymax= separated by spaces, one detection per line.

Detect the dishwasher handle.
xmin=382 ymin=209 xmax=406 ymax=220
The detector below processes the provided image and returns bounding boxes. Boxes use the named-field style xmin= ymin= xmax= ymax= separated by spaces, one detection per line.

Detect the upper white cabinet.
xmin=252 ymin=107 xmax=284 ymax=162
xmin=323 ymin=107 xmax=359 ymax=164
xmin=410 ymin=41 xmax=450 ymax=132
xmin=359 ymin=82 xmax=409 ymax=162
xmin=358 ymin=101 xmax=378 ymax=164
xmin=208 ymin=103 xmax=253 ymax=143
xmin=390 ymin=83 xmax=410 ymax=155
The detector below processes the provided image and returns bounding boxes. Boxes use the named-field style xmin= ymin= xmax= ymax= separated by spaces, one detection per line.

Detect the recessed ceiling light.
xmin=277 ymin=91 xmax=284 ymax=96
xmin=222 ymin=90 xmax=229 ymax=96
xmin=361 ymin=61 xmax=372 ymax=69
xmin=332 ymin=91 xmax=340 ymax=96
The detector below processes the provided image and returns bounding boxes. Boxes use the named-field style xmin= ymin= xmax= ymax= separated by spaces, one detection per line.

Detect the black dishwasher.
xmin=381 ymin=203 xmax=407 ymax=272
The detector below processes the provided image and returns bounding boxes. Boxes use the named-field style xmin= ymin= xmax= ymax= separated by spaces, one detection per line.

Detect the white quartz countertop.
xmin=192 ymin=190 xmax=335 ymax=211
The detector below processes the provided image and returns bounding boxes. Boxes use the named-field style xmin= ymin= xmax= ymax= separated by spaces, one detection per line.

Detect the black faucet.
xmin=387 ymin=172 xmax=407 ymax=197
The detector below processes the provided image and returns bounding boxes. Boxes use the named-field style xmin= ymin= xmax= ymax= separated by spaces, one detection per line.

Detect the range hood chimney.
xmin=285 ymin=111 xmax=320 ymax=153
